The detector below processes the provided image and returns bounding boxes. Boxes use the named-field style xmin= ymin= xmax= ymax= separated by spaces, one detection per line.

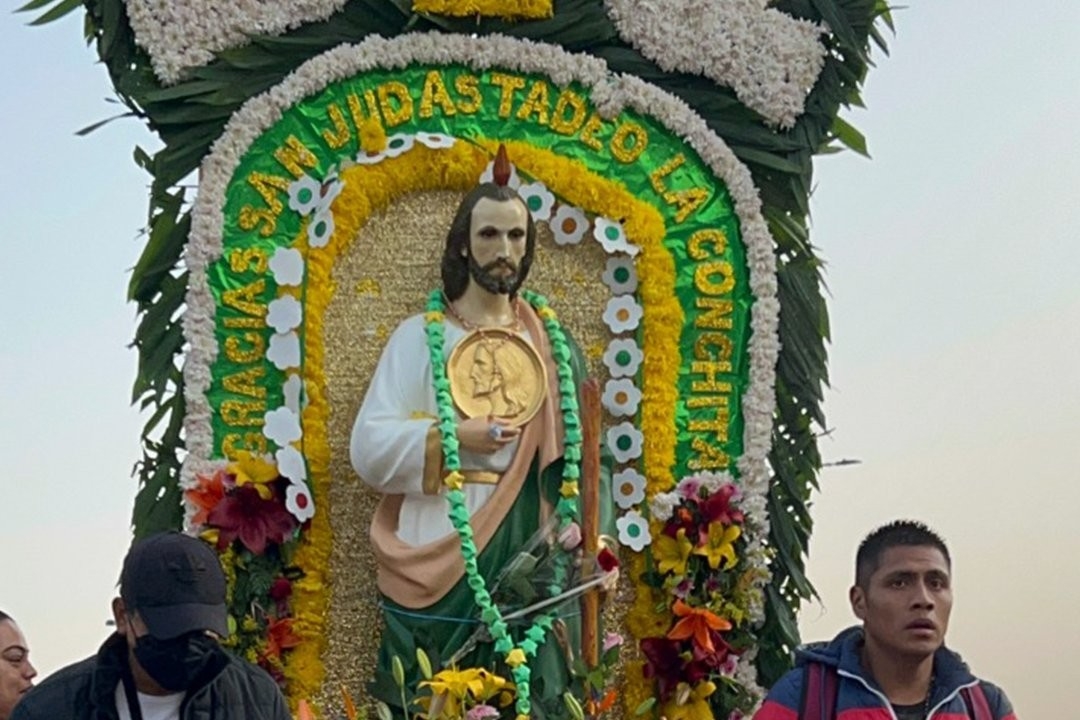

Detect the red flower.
xmin=640 ymin=636 xmax=683 ymax=701
xmin=699 ymin=485 xmax=744 ymax=527
xmin=269 ymin=577 xmax=292 ymax=614
xmin=597 ymin=547 xmax=620 ymax=572
xmin=207 ymin=484 xmax=297 ymax=555
xmin=185 ymin=470 xmax=228 ymax=527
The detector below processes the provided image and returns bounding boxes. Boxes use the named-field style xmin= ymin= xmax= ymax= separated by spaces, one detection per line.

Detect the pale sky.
xmin=1 ymin=2 xmax=1076 ymax=717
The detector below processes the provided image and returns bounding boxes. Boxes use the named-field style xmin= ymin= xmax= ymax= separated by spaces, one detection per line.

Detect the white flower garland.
xmin=181 ymin=34 xmax=780 ymax=690
xmin=603 ymin=0 xmax=827 ymax=129
xmin=123 ymin=0 xmax=348 ymax=84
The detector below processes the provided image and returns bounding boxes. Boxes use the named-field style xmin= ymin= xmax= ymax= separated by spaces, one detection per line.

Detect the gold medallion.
xmin=446 ymin=328 xmax=549 ymax=427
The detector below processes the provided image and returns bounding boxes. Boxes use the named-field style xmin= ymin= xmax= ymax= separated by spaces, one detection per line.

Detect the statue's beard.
xmin=468 ymin=254 xmax=521 ymax=296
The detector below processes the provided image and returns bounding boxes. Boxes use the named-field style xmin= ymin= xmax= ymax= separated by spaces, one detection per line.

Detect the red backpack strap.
xmin=960 ymin=683 xmax=993 ymax=720
xmin=799 ymin=662 xmax=839 ymax=720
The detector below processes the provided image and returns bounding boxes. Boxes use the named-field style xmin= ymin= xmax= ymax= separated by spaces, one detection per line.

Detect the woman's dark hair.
xmin=441 ymin=183 xmax=537 ymax=301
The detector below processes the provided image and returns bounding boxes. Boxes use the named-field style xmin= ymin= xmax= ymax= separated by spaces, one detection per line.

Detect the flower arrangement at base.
xmin=635 ymin=472 xmax=763 ymax=718
xmin=184 ymin=451 xmax=307 ymax=685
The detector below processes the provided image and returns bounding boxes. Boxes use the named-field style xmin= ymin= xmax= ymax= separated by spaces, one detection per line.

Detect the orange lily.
xmin=186 ymin=470 xmax=227 ymax=526
xmin=296 ymin=699 xmax=316 ymax=720
xmin=264 ymin=617 xmax=302 ymax=659
xmin=667 ymin=600 xmax=732 ymax=653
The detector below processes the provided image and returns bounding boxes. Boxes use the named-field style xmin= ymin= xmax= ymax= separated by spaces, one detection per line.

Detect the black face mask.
xmin=132 ymin=632 xmax=218 ymax=692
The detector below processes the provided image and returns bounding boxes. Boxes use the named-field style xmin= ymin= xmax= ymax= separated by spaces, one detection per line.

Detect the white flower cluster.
xmin=604 ymin=0 xmax=827 ymax=128
xmin=124 ymin=0 xmax=348 ymax=84
xmin=181 ymin=42 xmax=781 ymax=698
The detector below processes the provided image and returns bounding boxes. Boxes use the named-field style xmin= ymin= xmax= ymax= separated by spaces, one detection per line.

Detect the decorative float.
xmin=24 ymin=1 xmax=891 ymax=718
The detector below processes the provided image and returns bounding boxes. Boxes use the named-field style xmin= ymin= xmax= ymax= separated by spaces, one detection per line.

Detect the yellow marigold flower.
xmin=693 ymin=521 xmax=741 ymax=570
xmin=559 ymin=480 xmax=579 ymax=498
xmin=654 ymin=527 xmax=693 ymax=577
xmin=359 ymin=116 xmax=387 ymax=154
xmin=444 ymin=471 xmax=465 ymax=491
xmin=505 ymin=647 xmax=527 ymax=667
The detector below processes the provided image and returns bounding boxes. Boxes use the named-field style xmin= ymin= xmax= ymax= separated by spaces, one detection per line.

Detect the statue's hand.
xmin=456 ymin=415 xmax=521 ymax=454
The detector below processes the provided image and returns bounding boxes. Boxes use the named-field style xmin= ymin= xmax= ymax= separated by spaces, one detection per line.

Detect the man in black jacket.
xmin=11 ymin=532 xmax=290 ymax=720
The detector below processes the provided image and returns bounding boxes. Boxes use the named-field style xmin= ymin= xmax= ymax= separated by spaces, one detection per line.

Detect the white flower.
xmin=479 ymin=159 xmax=521 ymax=189
xmin=307 ymin=210 xmax=334 ymax=248
xmin=266 ymin=295 xmax=302 ymax=333
xmin=612 ymin=468 xmax=646 ymax=510
xmin=354 ymin=149 xmax=387 ymax=165
xmin=383 ymin=133 xmax=415 ymax=158
xmin=649 ymin=491 xmax=680 ymax=522
xmin=593 ymin=217 xmax=639 ymax=256
xmin=285 ymin=480 xmax=316 ymax=523
xmin=550 ymin=205 xmax=589 ymax=245
xmin=287 ymin=175 xmax=321 ymax=215
xmin=616 ymin=511 xmax=650 ymax=552
xmin=267 ymin=332 xmax=301 ymax=370
xmin=518 ymin=181 xmax=556 ymax=222
xmin=601 ymin=256 xmax=638 ymax=294
xmin=602 ymin=295 xmax=643 ymax=334
xmin=263 ymin=406 xmax=302 ymax=446
xmin=269 ymin=248 xmax=304 ymax=287
xmin=282 ymin=373 xmax=303 ymax=415
xmin=602 ymin=338 xmax=643 ymax=378
xmin=602 ymin=378 xmax=641 ymax=417
xmin=275 ymin=444 xmax=307 ymax=483
xmin=606 ymin=421 xmax=643 ymax=463
xmin=416 ymin=132 xmax=455 ymax=149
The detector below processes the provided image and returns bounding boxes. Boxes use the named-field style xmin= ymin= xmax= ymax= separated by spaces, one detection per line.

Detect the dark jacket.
xmin=753 ymin=626 xmax=1016 ymax=720
xmin=11 ymin=634 xmax=290 ymax=720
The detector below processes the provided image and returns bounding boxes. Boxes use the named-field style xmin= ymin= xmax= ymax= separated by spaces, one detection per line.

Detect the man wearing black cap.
xmin=11 ymin=532 xmax=290 ymax=720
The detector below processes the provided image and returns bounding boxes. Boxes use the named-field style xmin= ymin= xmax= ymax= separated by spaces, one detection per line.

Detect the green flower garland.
xmin=424 ymin=288 xmax=582 ymax=718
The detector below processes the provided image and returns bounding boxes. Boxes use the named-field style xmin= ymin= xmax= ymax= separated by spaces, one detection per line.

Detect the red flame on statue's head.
xmin=492 ymin=144 xmax=511 ymax=187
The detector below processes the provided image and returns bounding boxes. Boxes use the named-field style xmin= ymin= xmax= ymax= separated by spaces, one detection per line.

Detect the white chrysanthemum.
xmin=602 ymin=378 xmax=642 ymax=417
xmin=518 ymin=181 xmax=556 ymax=222
xmin=601 ymin=256 xmax=638 ymax=294
xmin=606 ymin=421 xmax=643 ymax=463
xmin=602 ymin=295 xmax=643 ymax=334
xmin=615 ymin=511 xmax=651 ymax=552
xmin=649 ymin=491 xmax=679 ymax=522
xmin=550 ymin=204 xmax=589 ymax=245
xmin=612 ymin=468 xmax=646 ymax=510
xmin=602 ymin=338 xmax=643 ymax=378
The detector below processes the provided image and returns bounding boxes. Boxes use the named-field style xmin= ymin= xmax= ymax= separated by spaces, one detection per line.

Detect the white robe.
xmin=350 ymin=314 xmax=534 ymax=546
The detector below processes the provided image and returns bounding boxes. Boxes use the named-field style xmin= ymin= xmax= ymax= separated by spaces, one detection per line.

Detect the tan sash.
xmin=369 ymin=301 xmax=566 ymax=608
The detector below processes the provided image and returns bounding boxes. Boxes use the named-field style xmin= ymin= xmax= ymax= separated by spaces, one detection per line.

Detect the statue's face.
xmin=466 ymin=197 xmax=528 ymax=295
xmin=470 ymin=346 xmax=500 ymax=395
